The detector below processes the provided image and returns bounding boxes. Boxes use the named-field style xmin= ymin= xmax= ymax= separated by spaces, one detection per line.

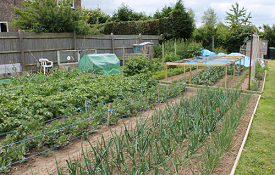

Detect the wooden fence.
xmin=0 ymin=31 xmax=162 ymax=72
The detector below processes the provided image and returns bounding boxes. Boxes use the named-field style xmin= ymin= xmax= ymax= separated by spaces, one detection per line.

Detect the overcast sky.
xmin=81 ymin=0 xmax=275 ymax=28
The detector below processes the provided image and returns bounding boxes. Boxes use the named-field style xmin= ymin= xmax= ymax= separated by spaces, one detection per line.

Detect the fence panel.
xmin=0 ymin=32 xmax=161 ymax=72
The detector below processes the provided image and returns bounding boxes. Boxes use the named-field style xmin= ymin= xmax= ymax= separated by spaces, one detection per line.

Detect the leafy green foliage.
xmin=263 ymin=24 xmax=275 ymax=47
xmin=150 ymin=66 xmax=195 ymax=80
xmin=187 ymin=67 xmax=225 ymax=86
xmin=170 ymin=0 xmax=194 ymax=39
xmin=154 ymin=39 xmax=203 ymax=59
xmin=111 ymin=3 xmax=149 ymax=22
xmin=0 ymin=74 xmax=184 ymax=172
xmin=123 ymin=56 xmax=163 ymax=77
xmin=0 ymin=69 xmax=157 ymax=133
xmin=96 ymin=0 xmax=194 ymax=39
xmin=82 ymin=6 xmax=110 ymax=24
xmin=11 ymin=0 xmax=91 ymax=34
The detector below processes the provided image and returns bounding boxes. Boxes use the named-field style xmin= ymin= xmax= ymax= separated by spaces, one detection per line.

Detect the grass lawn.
xmin=235 ymin=60 xmax=275 ymax=174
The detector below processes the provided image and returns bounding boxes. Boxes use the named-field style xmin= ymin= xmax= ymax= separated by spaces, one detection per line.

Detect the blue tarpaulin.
xmin=200 ymin=50 xmax=254 ymax=67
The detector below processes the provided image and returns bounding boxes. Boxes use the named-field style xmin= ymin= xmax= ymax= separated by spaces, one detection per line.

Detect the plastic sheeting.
xmin=200 ymin=50 xmax=254 ymax=67
xmin=78 ymin=53 xmax=121 ymax=75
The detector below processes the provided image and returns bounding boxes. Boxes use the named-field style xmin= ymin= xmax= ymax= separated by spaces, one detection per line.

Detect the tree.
xmin=187 ymin=8 xmax=196 ymax=29
xmin=111 ymin=3 xmax=148 ymax=22
xmin=263 ymin=24 xmax=275 ymax=47
xmin=82 ymin=6 xmax=110 ymax=25
xmin=170 ymin=0 xmax=194 ymax=39
xmin=11 ymin=0 xmax=91 ymax=34
xmin=202 ymin=7 xmax=218 ymax=27
xmin=225 ymin=2 xmax=252 ymax=30
xmin=225 ymin=2 xmax=255 ymax=52
xmin=194 ymin=7 xmax=218 ymax=50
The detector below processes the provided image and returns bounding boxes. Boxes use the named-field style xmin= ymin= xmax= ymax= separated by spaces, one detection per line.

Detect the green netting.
xmin=0 ymin=79 xmax=11 ymax=85
xmin=78 ymin=54 xmax=121 ymax=75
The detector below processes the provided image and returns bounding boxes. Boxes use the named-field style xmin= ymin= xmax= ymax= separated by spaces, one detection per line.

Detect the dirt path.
xmin=212 ymin=94 xmax=259 ymax=175
xmin=9 ymin=88 xmax=199 ymax=175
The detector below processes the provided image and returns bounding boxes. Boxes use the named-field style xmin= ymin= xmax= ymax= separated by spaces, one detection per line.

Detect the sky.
xmin=81 ymin=0 xmax=275 ymax=28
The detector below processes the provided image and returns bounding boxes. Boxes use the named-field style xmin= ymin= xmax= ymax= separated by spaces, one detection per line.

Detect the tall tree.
xmin=193 ymin=7 xmax=218 ymax=51
xmin=202 ymin=7 xmax=218 ymax=27
xmin=11 ymin=0 xmax=91 ymax=34
xmin=263 ymin=24 xmax=275 ymax=47
xmin=170 ymin=0 xmax=194 ymax=39
xmin=225 ymin=2 xmax=255 ymax=52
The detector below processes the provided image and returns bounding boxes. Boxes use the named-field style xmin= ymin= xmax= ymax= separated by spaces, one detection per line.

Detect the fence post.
xmin=111 ymin=33 xmax=115 ymax=54
xmin=139 ymin=33 xmax=142 ymax=43
xmin=123 ymin=45 xmax=125 ymax=68
xmin=190 ymin=66 xmax=192 ymax=84
xmin=73 ymin=30 xmax=76 ymax=50
xmin=85 ymin=100 xmax=88 ymax=113
xmin=107 ymin=103 xmax=111 ymax=127
xmin=18 ymin=30 xmax=26 ymax=71
xmin=162 ymin=44 xmax=164 ymax=67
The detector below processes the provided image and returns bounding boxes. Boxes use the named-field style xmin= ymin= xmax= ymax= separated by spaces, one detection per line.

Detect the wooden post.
xmin=139 ymin=33 xmax=142 ymax=43
xmin=174 ymin=42 xmax=176 ymax=55
xmin=165 ymin=64 xmax=168 ymax=82
xmin=162 ymin=44 xmax=164 ymax=67
xmin=18 ymin=30 xmax=26 ymax=71
xmin=233 ymin=63 xmax=236 ymax=79
xmin=107 ymin=103 xmax=111 ymax=127
xmin=123 ymin=45 xmax=125 ymax=67
xmin=197 ymin=65 xmax=198 ymax=71
xmin=239 ymin=61 xmax=241 ymax=75
xmin=190 ymin=66 xmax=193 ymax=84
xmin=111 ymin=33 xmax=115 ymax=54
xmin=85 ymin=101 xmax=88 ymax=113
xmin=225 ymin=65 xmax=228 ymax=88
xmin=73 ymin=30 xmax=77 ymax=50
xmin=184 ymin=65 xmax=186 ymax=82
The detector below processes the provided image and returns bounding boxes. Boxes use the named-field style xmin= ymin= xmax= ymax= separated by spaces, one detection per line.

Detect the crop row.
xmin=186 ymin=65 xmax=242 ymax=86
xmin=0 ymin=80 xmax=185 ymax=172
xmin=54 ymin=88 xmax=251 ymax=174
xmin=0 ymin=69 xmax=157 ymax=133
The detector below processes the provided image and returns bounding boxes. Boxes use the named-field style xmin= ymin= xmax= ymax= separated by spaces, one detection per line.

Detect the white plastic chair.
xmin=39 ymin=58 xmax=53 ymax=74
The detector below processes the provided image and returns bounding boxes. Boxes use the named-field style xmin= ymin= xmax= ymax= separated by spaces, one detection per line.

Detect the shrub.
xmin=123 ymin=56 xmax=163 ymax=76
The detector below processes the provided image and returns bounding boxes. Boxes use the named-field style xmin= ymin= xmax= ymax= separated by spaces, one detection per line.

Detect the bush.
xmin=123 ymin=56 xmax=163 ymax=76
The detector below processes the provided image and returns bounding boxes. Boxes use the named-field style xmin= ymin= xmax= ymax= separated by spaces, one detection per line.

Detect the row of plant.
xmin=249 ymin=61 xmax=268 ymax=91
xmin=186 ymin=64 xmax=242 ymax=86
xmin=0 ymin=69 xmax=157 ymax=133
xmin=53 ymin=88 xmax=251 ymax=174
xmin=0 ymin=81 xmax=185 ymax=172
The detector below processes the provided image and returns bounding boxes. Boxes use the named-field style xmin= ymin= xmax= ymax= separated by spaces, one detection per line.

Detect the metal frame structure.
xmin=165 ymin=55 xmax=245 ymax=88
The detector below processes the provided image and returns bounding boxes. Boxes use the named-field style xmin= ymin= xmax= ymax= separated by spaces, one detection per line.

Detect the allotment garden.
xmin=0 ymin=40 xmax=268 ymax=174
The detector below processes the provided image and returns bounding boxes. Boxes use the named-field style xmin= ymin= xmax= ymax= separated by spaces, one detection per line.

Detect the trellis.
xmin=165 ymin=55 xmax=245 ymax=88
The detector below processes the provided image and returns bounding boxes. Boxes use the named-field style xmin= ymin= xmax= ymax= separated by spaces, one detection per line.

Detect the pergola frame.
xmin=165 ymin=55 xmax=245 ymax=88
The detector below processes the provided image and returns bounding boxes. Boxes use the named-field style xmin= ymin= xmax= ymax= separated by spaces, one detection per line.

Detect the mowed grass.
xmin=236 ymin=60 xmax=275 ymax=174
